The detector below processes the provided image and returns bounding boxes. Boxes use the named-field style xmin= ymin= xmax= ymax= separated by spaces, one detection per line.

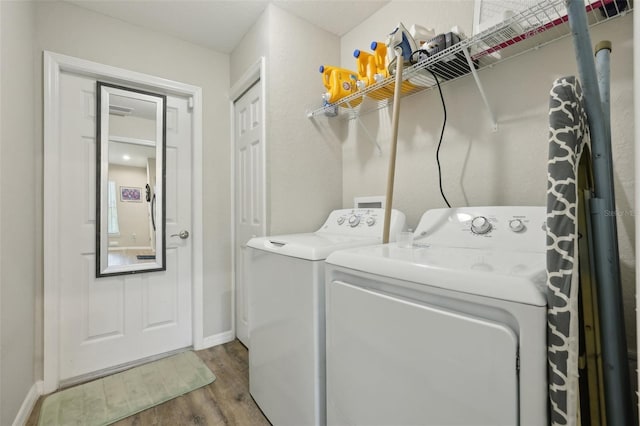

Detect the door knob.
xmin=171 ymin=230 xmax=190 ymax=239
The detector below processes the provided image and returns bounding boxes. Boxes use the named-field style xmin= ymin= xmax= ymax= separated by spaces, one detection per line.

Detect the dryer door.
xmin=326 ymin=280 xmax=519 ymax=426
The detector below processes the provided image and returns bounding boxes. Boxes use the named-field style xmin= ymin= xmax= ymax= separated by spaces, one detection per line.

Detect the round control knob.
xmin=366 ymin=217 xmax=376 ymax=227
xmin=348 ymin=215 xmax=360 ymax=227
xmin=337 ymin=217 xmax=345 ymax=225
xmin=509 ymin=219 xmax=525 ymax=233
xmin=470 ymin=216 xmax=492 ymax=234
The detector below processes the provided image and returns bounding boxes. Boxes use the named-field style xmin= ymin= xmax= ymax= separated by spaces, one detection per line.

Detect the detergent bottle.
xmin=370 ymin=41 xmax=390 ymax=81
xmin=353 ymin=49 xmax=393 ymax=101
xmin=319 ymin=65 xmax=362 ymax=108
xmin=370 ymin=41 xmax=417 ymax=94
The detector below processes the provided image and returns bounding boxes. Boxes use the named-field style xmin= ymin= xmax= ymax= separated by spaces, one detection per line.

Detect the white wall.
xmin=0 ymin=2 xmax=37 ymax=424
xmin=266 ymin=5 xmax=344 ymax=233
xmin=231 ymin=4 xmax=343 ymax=235
xmin=230 ymin=4 xmax=269 ymax=87
xmin=339 ymin=1 xmax=636 ymax=353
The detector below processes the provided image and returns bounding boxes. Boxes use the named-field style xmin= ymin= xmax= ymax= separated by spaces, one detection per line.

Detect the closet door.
xmin=233 ymin=79 xmax=265 ymax=347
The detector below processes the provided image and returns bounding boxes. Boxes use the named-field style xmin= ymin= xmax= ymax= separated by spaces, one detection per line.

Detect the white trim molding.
xmin=201 ymin=330 xmax=236 ymax=349
xmin=43 ymin=51 xmax=204 ymax=393
xmin=12 ymin=381 xmax=43 ymax=426
xmin=191 ymin=83 xmax=205 ymax=351
xmin=229 ymin=56 xmax=265 ymax=101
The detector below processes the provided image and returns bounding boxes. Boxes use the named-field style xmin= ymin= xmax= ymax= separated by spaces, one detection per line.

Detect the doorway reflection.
xmin=107 ymin=140 xmax=157 ymax=266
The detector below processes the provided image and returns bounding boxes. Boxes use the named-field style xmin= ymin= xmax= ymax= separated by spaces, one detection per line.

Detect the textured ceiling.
xmin=68 ymin=0 xmax=390 ymax=53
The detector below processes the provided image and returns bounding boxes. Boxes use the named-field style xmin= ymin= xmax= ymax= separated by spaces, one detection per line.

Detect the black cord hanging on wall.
xmin=410 ymin=50 xmax=451 ymax=208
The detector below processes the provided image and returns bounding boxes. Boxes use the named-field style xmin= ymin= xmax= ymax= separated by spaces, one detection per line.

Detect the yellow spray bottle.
xmin=319 ymin=65 xmax=362 ymax=107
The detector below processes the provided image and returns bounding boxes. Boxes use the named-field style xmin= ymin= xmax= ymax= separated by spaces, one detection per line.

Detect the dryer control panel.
xmin=412 ymin=206 xmax=546 ymax=252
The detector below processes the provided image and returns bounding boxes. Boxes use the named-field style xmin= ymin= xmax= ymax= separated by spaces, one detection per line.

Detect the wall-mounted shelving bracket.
xmin=462 ymin=47 xmax=498 ymax=131
xmin=355 ymin=117 xmax=382 ymax=156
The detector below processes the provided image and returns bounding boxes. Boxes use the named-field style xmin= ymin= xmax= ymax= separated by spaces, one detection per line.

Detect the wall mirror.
xmin=96 ymin=82 xmax=166 ymax=277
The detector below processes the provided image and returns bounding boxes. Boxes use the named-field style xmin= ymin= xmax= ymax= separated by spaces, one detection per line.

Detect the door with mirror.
xmin=56 ymin=73 xmax=193 ymax=383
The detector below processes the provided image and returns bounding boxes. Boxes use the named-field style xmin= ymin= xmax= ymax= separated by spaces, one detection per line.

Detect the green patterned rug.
xmin=38 ymin=351 xmax=216 ymax=426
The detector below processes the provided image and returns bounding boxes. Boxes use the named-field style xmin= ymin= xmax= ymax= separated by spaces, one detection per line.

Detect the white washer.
xmin=247 ymin=208 xmax=407 ymax=426
xmin=324 ymin=206 xmax=548 ymax=426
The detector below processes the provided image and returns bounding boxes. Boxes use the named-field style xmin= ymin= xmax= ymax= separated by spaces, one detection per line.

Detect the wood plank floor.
xmin=26 ymin=340 xmax=271 ymax=425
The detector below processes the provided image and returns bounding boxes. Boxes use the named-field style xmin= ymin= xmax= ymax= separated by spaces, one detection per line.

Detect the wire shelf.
xmin=307 ymin=0 xmax=632 ymax=120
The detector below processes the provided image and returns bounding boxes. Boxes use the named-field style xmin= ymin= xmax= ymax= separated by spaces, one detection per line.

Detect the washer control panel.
xmin=413 ymin=206 xmax=546 ymax=251
xmin=470 ymin=216 xmax=492 ymax=235
xmin=469 ymin=216 xmax=530 ymax=235
xmin=348 ymin=214 xmax=361 ymax=228
xmin=508 ymin=218 xmax=526 ymax=233
xmin=319 ymin=208 xmax=407 ymax=239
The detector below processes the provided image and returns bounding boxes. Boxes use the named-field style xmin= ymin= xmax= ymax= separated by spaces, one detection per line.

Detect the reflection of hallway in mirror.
xmin=108 ymin=248 xmax=156 ymax=266
xmin=108 ymin=163 xmax=153 ymax=251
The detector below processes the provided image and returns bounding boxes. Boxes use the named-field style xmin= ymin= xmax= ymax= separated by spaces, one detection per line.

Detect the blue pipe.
xmin=565 ymin=1 xmax=633 ymax=424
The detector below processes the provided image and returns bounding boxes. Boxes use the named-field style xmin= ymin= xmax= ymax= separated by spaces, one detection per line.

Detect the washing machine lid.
xmin=246 ymin=208 xmax=407 ymax=261
xmin=247 ymin=233 xmax=382 ymax=261
xmin=325 ymin=243 xmax=547 ymax=306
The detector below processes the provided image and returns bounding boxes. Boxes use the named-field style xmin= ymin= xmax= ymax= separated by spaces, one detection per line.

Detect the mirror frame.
xmin=96 ymin=81 xmax=167 ymax=277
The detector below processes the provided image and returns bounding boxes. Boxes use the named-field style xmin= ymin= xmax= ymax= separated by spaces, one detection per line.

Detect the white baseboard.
xmin=13 ymin=380 xmax=43 ymax=426
xmin=199 ymin=330 xmax=235 ymax=350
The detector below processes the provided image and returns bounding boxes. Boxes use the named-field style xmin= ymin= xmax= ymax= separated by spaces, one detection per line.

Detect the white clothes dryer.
xmin=247 ymin=208 xmax=406 ymax=426
xmin=324 ymin=206 xmax=548 ymax=426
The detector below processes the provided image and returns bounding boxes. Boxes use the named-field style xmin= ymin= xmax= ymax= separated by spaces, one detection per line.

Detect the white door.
xmin=234 ymin=80 xmax=265 ymax=347
xmin=56 ymin=71 xmax=193 ymax=381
